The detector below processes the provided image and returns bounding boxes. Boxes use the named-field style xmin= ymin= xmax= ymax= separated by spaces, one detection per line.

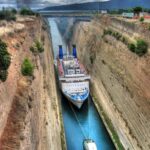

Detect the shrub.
xmin=21 ymin=58 xmax=34 ymax=76
xmin=20 ymin=7 xmax=35 ymax=16
xmin=133 ymin=6 xmax=143 ymax=15
xmin=115 ymin=32 xmax=122 ymax=40
xmin=1 ymin=55 xmax=11 ymax=70
xmin=11 ymin=8 xmax=17 ymax=14
xmin=121 ymin=37 xmax=128 ymax=45
xmin=128 ymin=43 xmax=136 ymax=52
xmin=0 ymin=39 xmax=11 ymax=82
xmin=135 ymin=39 xmax=148 ymax=56
xmin=35 ymin=40 xmax=44 ymax=53
xmin=30 ymin=40 xmax=44 ymax=54
xmin=103 ymin=29 xmax=112 ymax=35
xmin=148 ymin=25 xmax=150 ymax=31
xmin=139 ymin=17 xmax=144 ymax=22
xmin=0 ymin=9 xmax=16 ymax=21
xmin=0 ymin=70 xmax=8 ymax=82
xmin=30 ymin=46 xmax=36 ymax=53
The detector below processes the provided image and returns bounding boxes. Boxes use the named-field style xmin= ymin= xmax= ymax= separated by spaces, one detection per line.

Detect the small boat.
xmin=83 ymin=139 xmax=97 ymax=150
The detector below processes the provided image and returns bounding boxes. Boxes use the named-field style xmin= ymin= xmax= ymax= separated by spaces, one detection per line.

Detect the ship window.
xmin=68 ymin=69 xmax=75 ymax=75
xmin=76 ymin=69 xmax=80 ymax=74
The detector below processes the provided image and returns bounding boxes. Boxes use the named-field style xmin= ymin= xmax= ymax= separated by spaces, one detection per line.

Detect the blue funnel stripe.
xmin=59 ymin=45 xmax=63 ymax=59
xmin=72 ymin=45 xmax=77 ymax=58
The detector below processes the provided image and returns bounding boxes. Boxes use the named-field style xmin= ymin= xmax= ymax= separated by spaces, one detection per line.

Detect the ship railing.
xmin=59 ymin=76 xmax=90 ymax=81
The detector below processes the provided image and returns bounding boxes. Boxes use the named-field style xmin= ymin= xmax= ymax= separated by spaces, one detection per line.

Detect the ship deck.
xmin=58 ymin=55 xmax=87 ymax=78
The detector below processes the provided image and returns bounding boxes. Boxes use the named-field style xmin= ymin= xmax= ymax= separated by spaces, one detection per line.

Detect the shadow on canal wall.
xmin=50 ymin=17 xmax=116 ymax=150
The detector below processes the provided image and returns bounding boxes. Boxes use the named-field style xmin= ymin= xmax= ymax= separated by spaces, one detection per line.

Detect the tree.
xmin=133 ymin=7 xmax=143 ymax=16
xmin=21 ymin=58 xmax=34 ymax=76
xmin=35 ymin=40 xmax=44 ymax=53
xmin=135 ymin=40 xmax=148 ymax=56
xmin=139 ymin=17 xmax=144 ymax=22
xmin=20 ymin=7 xmax=35 ymax=16
xmin=128 ymin=43 xmax=136 ymax=52
xmin=11 ymin=8 xmax=17 ymax=14
xmin=0 ymin=70 xmax=8 ymax=82
xmin=0 ymin=39 xmax=11 ymax=82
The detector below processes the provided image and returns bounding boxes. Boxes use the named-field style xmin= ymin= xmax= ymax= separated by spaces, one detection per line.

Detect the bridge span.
xmin=38 ymin=10 xmax=96 ymax=17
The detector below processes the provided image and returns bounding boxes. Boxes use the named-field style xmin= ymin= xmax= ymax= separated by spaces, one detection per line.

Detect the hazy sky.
xmin=0 ymin=0 xmax=110 ymax=8
xmin=43 ymin=0 xmax=110 ymax=4
xmin=0 ymin=0 xmax=110 ymax=5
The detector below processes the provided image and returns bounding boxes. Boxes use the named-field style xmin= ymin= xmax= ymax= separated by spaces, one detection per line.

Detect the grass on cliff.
xmin=30 ymin=40 xmax=44 ymax=54
xmin=93 ymin=96 xmax=125 ymax=150
xmin=139 ymin=17 xmax=144 ymax=22
xmin=19 ymin=7 xmax=39 ymax=16
xmin=21 ymin=58 xmax=34 ymax=76
xmin=103 ymin=29 xmax=148 ymax=56
xmin=0 ymin=8 xmax=16 ymax=21
xmin=0 ymin=39 xmax=11 ymax=82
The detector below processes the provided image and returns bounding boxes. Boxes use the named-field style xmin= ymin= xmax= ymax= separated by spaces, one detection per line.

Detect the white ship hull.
xmin=60 ymin=81 xmax=89 ymax=108
xmin=57 ymin=45 xmax=90 ymax=109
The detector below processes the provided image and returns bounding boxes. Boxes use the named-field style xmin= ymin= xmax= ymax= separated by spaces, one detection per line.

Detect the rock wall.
xmin=72 ymin=16 xmax=150 ymax=150
xmin=0 ymin=16 xmax=63 ymax=150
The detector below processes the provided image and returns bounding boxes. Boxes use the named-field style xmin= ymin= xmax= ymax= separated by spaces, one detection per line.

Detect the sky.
xmin=0 ymin=0 xmax=110 ymax=4
xmin=48 ymin=0 xmax=110 ymax=4
xmin=0 ymin=0 xmax=111 ymax=9
xmin=2 ymin=0 xmax=149 ymax=10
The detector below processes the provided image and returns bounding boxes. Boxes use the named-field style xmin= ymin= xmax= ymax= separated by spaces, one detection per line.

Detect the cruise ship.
xmin=57 ymin=45 xmax=90 ymax=108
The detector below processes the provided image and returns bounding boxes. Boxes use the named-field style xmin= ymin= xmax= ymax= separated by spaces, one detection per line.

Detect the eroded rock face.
xmin=0 ymin=77 xmax=32 ymax=149
xmin=0 ymin=17 xmax=63 ymax=150
xmin=72 ymin=16 xmax=150 ymax=150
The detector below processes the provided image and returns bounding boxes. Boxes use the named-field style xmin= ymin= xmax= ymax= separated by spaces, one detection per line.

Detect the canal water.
xmin=48 ymin=18 xmax=115 ymax=150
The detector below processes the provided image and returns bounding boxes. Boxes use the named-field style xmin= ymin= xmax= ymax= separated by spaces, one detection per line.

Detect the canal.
xmin=48 ymin=18 xmax=115 ymax=150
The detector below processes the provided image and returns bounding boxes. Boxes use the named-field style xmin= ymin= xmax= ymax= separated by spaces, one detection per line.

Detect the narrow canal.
xmin=48 ymin=18 xmax=115 ymax=150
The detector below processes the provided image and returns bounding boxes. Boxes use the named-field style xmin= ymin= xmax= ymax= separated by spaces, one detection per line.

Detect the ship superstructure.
xmin=57 ymin=45 xmax=90 ymax=108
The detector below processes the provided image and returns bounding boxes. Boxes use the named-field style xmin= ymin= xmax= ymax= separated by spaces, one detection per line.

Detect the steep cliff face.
xmin=0 ymin=16 xmax=63 ymax=150
xmin=72 ymin=16 xmax=150 ymax=150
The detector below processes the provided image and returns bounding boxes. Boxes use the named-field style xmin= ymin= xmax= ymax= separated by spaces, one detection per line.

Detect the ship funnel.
xmin=72 ymin=45 xmax=77 ymax=58
xmin=59 ymin=45 xmax=63 ymax=59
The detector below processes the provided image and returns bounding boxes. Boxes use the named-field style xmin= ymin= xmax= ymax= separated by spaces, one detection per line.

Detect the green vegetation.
xmin=92 ymin=96 xmax=124 ymax=150
xmin=30 ymin=40 xmax=44 ymax=54
xmin=0 ymin=70 xmax=8 ymax=82
xmin=0 ymin=39 xmax=11 ymax=82
xmin=20 ymin=7 xmax=39 ymax=16
xmin=128 ymin=40 xmax=148 ymax=56
xmin=109 ymin=8 xmax=133 ymax=14
xmin=103 ymin=29 xmax=148 ymax=56
xmin=109 ymin=6 xmax=147 ymax=15
xmin=139 ymin=17 xmax=144 ymax=22
xmin=21 ymin=58 xmax=34 ymax=76
xmin=11 ymin=8 xmax=17 ymax=14
xmin=35 ymin=40 xmax=44 ymax=52
xmin=0 ymin=8 xmax=16 ymax=21
xmin=135 ymin=39 xmax=148 ymax=56
xmin=128 ymin=43 xmax=136 ymax=52
xmin=103 ymin=29 xmax=128 ymax=45
xmin=133 ymin=6 xmax=143 ymax=15
xmin=102 ymin=111 xmax=125 ymax=150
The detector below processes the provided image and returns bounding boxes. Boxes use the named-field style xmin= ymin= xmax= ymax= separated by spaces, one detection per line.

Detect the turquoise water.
xmin=62 ymin=96 xmax=115 ymax=150
xmin=48 ymin=18 xmax=115 ymax=150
